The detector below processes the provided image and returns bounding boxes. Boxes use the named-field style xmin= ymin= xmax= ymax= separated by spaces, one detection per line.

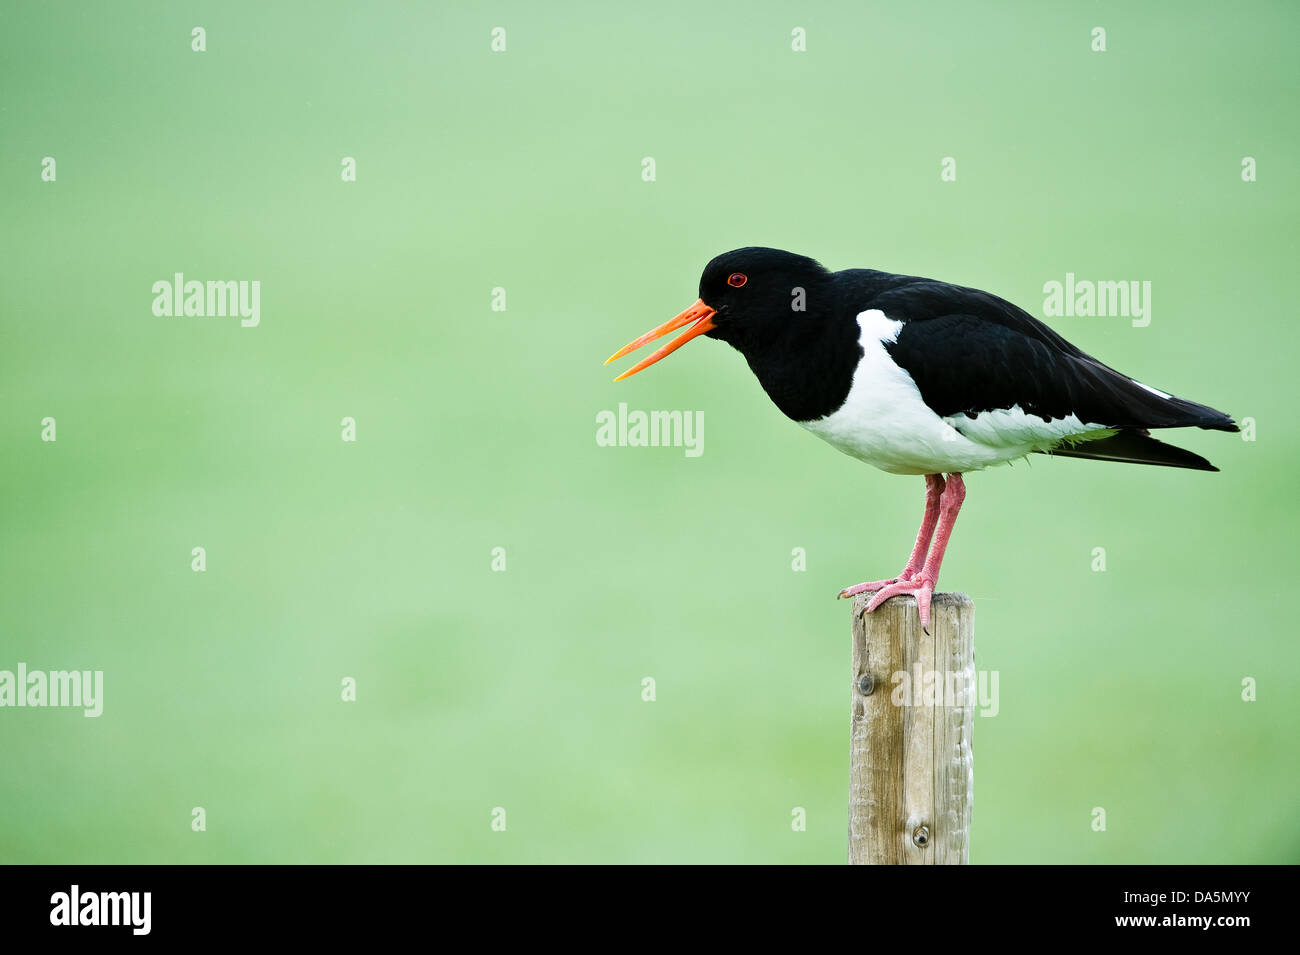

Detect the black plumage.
xmin=606 ymin=246 xmax=1239 ymax=628
xmin=693 ymin=250 xmax=1237 ymax=469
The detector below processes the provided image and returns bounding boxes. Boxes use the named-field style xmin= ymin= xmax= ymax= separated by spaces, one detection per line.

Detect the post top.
xmin=850 ymin=591 xmax=974 ymax=614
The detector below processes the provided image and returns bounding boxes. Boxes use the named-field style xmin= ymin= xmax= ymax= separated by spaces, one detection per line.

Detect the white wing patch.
xmin=798 ymin=309 xmax=1115 ymax=475
xmin=1134 ymin=380 xmax=1172 ymax=399
xmin=942 ymin=406 xmax=1107 ymax=453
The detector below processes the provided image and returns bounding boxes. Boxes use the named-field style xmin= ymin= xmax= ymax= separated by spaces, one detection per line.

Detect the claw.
xmin=837 ymin=577 xmax=902 ymax=599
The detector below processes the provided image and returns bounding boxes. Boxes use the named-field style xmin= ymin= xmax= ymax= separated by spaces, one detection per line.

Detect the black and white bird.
xmin=607 ymin=247 xmax=1237 ymax=630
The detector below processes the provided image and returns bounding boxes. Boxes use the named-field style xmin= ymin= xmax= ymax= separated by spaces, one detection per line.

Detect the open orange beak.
xmin=605 ymin=300 xmax=717 ymax=381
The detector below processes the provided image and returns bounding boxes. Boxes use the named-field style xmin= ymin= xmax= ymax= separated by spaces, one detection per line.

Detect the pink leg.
xmin=862 ymin=473 xmax=966 ymax=632
xmin=838 ymin=474 xmax=946 ymax=599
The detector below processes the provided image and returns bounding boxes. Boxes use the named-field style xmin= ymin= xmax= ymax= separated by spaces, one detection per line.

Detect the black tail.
xmin=1147 ymin=393 xmax=1239 ymax=433
xmin=1072 ymin=356 xmax=1240 ymax=433
xmin=1041 ymin=428 xmax=1220 ymax=471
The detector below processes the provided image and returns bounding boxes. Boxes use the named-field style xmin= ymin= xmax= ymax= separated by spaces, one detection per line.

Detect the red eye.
xmin=727 ymin=273 xmax=747 ymax=288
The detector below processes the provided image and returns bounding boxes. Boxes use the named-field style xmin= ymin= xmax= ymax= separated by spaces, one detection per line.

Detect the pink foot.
xmin=862 ymin=575 xmax=937 ymax=632
xmin=837 ymin=574 xmax=914 ymax=600
xmin=838 ymin=473 xmax=965 ymax=636
xmin=838 ymin=474 xmax=944 ymax=605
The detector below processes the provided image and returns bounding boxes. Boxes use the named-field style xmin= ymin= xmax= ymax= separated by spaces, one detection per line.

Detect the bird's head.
xmin=606 ymin=247 xmax=831 ymax=380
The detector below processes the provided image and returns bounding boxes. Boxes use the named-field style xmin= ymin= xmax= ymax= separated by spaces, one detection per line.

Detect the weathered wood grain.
xmin=849 ymin=592 xmax=974 ymax=865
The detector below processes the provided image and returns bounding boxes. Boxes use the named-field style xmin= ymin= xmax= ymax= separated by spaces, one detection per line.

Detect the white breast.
xmin=797 ymin=309 xmax=1104 ymax=475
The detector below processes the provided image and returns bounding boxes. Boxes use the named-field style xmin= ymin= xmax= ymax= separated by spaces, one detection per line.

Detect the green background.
xmin=2 ymin=0 xmax=1296 ymax=864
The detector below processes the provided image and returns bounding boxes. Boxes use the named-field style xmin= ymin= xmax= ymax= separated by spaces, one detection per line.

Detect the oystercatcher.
xmin=606 ymin=248 xmax=1237 ymax=630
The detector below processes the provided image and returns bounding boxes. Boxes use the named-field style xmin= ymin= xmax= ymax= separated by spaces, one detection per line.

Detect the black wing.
xmin=866 ymin=277 xmax=1238 ymax=433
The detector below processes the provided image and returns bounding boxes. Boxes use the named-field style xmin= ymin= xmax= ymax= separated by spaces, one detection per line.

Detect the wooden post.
xmin=849 ymin=592 xmax=974 ymax=865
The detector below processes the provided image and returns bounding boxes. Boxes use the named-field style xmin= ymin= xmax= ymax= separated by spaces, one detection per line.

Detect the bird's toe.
xmin=861 ymin=577 xmax=937 ymax=625
xmin=837 ymin=579 xmax=899 ymax=600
